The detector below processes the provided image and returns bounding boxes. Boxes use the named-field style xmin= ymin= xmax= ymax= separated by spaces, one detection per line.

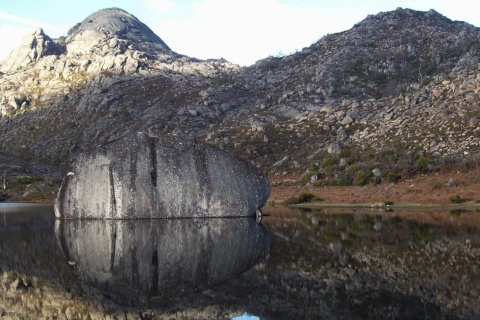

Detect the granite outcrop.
xmin=54 ymin=132 xmax=270 ymax=219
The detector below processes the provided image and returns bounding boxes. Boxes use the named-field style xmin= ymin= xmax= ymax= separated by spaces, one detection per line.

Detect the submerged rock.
xmin=54 ymin=132 xmax=270 ymax=218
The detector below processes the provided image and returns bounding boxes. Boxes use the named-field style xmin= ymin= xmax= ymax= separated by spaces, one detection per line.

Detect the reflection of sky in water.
xmin=231 ymin=312 xmax=260 ymax=320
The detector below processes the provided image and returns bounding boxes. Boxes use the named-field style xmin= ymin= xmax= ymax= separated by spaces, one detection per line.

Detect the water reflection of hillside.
xmin=262 ymin=206 xmax=480 ymax=319
xmin=1 ymin=205 xmax=479 ymax=319
xmin=0 ymin=204 xmax=68 ymax=280
xmin=264 ymin=206 xmax=480 ymax=251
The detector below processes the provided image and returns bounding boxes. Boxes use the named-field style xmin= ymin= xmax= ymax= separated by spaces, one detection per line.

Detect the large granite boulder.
xmin=54 ymin=132 xmax=270 ymax=219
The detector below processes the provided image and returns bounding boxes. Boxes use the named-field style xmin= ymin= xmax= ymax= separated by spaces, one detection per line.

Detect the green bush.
xmin=385 ymin=171 xmax=399 ymax=183
xmin=310 ymin=162 xmax=319 ymax=171
xmin=120 ymin=105 xmax=130 ymax=122
xmin=321 ymin=154 xmax=336 ymax=171
xmin=449 ymin=194 xmax=462 ymax=204
xmin=339 ymin=148 xmax=351 ymax=158
xmin=346 ymin=164 xmax=363 ymax=175
xmin=353 ymin=170 xmax=368 ymax=186
xmin=284 ymin=192 xmax=322 ymax=205
xmin=330 ymin=175 xmax=353 ymax=186
xmin=299 ymin=172 xmax=318 ymax=184
xmin=298 ymin=192 xmax=315 ymax=203
xmin=417 ymin=156 xmax=430 ymax=174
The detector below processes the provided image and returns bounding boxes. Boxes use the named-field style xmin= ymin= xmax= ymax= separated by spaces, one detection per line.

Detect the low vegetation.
xmin=449 ymin=194 xmax=462 ymax=204
xmin=284 ymin=192 xmax=324 ymax=205
xmin=3 ymin=176 xmax=59 ymax=203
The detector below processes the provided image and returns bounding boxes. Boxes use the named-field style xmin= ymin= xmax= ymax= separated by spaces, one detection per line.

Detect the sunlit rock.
xmin=0 ymin=28 xmax=63 ymax=73
xmin=54 ymin=132 xmax=270 ymax=218
xmin=65 ymin=7 xmax=171 ymax=55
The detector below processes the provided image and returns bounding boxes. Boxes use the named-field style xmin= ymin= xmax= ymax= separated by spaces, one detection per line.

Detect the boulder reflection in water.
xmin=55 ymin=217 xmax=270 ymax=306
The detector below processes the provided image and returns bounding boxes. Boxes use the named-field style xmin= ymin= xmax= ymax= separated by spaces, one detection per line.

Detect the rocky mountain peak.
xmin=0 ymin=28 xmax=64 ymax=73
xmin=1 ymin=7 xmax=479 ymax=188
xmin=356 ymin=7 xmax=453 ymax=29
xmin=0 ymin=7 xmax=239 ymax=117
xmin=248 ymin=6 xmax=480 ymax=101
xmin=65 ymin=7 xmax=171 ymax=55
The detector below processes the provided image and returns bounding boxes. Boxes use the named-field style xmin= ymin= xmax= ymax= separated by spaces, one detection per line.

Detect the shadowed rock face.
xmin=55 ymin=217 xmax=270 ymax=305
xmin=54 ymin=132 xmax=270 ymax=219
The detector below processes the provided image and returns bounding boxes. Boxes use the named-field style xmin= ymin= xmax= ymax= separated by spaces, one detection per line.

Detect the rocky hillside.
xmin=0 ymin=8 xmax=238 ymax=116
xmin=1 ymin=7 xmax=480 ymax=199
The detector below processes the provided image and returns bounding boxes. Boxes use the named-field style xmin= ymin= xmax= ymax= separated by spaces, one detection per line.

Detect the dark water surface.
xmin=1 ymin=203 xmax=480 ymax=319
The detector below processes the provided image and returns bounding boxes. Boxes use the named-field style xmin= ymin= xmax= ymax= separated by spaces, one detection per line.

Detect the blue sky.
xmin=0 ymin=0 xmax=479 ymax=66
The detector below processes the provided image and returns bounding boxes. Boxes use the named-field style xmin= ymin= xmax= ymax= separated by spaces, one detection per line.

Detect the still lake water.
xmin=1 ymin=203 xmax=480 ymax=319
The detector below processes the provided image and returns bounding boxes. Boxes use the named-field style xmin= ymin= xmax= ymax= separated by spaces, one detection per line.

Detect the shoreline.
xmin=286 ymin=202 xmax=480 ymax=210
xmin=268 ymin=168 xmax=480 ymax=209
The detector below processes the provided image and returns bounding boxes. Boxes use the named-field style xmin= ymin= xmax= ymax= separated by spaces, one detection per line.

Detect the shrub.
xmin=310 ymin=162 xmax=319 ymax=171
xmin=120 ymin=105 xmax=130 ymax=122
xmin=449 ymin=194 xmax=462 ymax=204
xmin=417 ymin=156 xmax=430 ymax=174
xmin=385 ymin=171 xmax=399 ymax=183
xmin=321 ymin=154 xmax=336 ymax=171
xmin=305 ymin=171 xmax=324 ymax=183
xmin=346 ymin=164 xmax=363 ymax=175
xmin=330 ymin=175 xmax=353 ymax=186
xmin=212 ymin=130 xmax=226 ymax=138
xmin=298 ymin=192 xmax=315 ymax=203
xmin=353 ymin=170 xmax=368 ymax=186
xmin=284 ymin=192 xmax=322 ymax=205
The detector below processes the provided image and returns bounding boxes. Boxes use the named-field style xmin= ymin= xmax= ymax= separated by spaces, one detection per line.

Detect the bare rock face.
xmin=66 ymin=7 xmax=171 ymax=55
xmin=0 ymin=7 xmax=239 ymax=117
xmin=0 ymin=28 xmax=63 ymax=73
xmin=54 ymin=132 xmax=270 ymax=218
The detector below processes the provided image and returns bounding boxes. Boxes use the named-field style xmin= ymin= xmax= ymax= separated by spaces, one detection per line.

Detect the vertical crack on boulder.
xmin=151 ymin=249 xmax=159 ymax=296
xmin=109 ymin=164 xmax=117 ymax=217
xmin=127 ymin=146 xmax=138 ymax=217
xmin=193 ymin=145 xmax=212 ymax=217
xmin=109 ymin=222 xmax=117 ymax=272
xmin=148 ymin=137 xmax=157 ymax=188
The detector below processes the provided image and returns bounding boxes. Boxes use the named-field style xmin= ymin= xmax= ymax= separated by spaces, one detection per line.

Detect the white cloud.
xmin=0 ymin=11 xmax=65 ymax=35
xmin=148 ymin=0 xmax=358 ymax=65
xmin=0 ymin=11 xmax=66 ymax=61
xmin=144 ymin=0 xmax=174 ymax=13
xmin=0 ymin=24 xmax=31 ymax=61
xmin=145 ymin=0 xmax=480 ymax=66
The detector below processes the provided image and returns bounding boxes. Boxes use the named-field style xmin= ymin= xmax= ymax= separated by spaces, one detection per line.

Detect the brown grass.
xmin=268 ymin=167 xmax=480 ymax=207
